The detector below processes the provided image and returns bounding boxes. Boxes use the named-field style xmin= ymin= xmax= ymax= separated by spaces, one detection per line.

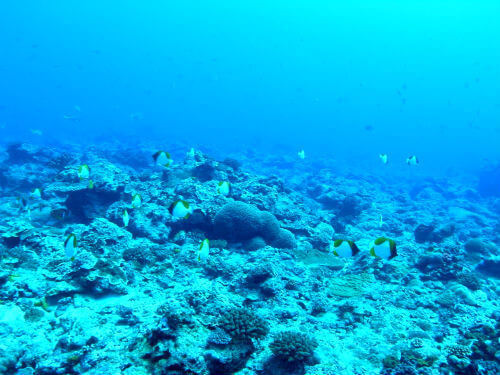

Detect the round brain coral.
xmin=214 ymin=201 xmax=264 ymax=242
xmin=213 ymin=201 xmax=296 ymax=248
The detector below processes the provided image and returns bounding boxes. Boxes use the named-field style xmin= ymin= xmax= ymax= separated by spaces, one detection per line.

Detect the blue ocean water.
xmin=2 ymin=2 xmax=500 ymax=169
xmin=1 ymin=2 xmax=500 ymax=375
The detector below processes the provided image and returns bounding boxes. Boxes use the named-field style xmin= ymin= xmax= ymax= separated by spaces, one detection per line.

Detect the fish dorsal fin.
xmin=65 ymin=233 xmax=77 ymax=248
xmin=389 ymin=240 xmax=397 ymax=258
xmin=152 ymin=151 xmax=162 ymax=162
xmin=349 ymin=241 xmax=360 ymax=255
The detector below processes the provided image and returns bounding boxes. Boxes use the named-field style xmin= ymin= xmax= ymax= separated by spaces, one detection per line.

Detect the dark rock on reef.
xmin=464 ymin=238 xmax=495 ymax=255
xmin=414 ymin=223 xmax=455 ymax=243
xmin=192 ymin=160 xmax=217 ymax=182
xmin=416 ymin=251 xmax=463 ymax=281
xmin=205 ymin=341 xmax=254 ymax=375
xmin=5 ymin=143 xmax=51 ymax=165
xmin=65 ymin=189 xmax=122 ymax=224
xmin=465 ymin=360 xmax=500 ymax=375
xmin=316 ymin=191 xmax=365 ymax=221
xmin=414 ymin=224 xmax=436 ymax=243
xmin=476 ymin=258 xmax=500 ymax=278
xmin=221 ymin=158 xmax=241 ymax=171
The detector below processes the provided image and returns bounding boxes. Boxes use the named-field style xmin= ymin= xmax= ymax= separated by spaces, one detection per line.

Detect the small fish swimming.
xmin=153 ymin=151 xmax=173 ymax=168
xmin=131 ymin=194 xmax=142 ymax=208
xmin=17 ymin=196 xmax=28 ymax=211
xmin=369 ymin=237 xmax=397 ymax=260
xmin=129 ymin=112 xmax=143 ymax=121
xmin=379 ymin=154 xmax=388 ymax=164
xmin=78 ymin=165 xmax=90 ymax=180
xmin=64 ymin=233 xmax=77 ymax=259
xmin=298 ymin=150 xmax=305 ymax=159
xmin=216 ymin=181 xmax=231 ymax=196
xmin=30 ymin=188 xmax=43 ymax=200
xmin=63 ymin=114 xmax=79 ymax=121
xmin=198 ymin=239 xmax=210 ymax=261
xmin=122 ymin=209 xmax=130 ymax=227
xmin=329 ymin=239 xmax=360 ymax=258
xmin=169 ymin=200 xmax=193 ymax=219
xmin=30 ymin=129 xmax=43 ymax=136
xmin=187 ymin=148 xmax=195 ymax=157
xmin=406 ymin=155 xmax=419 ymax=166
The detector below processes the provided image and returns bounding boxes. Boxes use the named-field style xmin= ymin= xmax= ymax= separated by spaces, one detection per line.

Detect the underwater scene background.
xmin=1 ymin=1 xmax=500 ymax=375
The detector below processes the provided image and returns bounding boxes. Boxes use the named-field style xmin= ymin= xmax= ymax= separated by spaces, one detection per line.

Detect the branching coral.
xmin=269 ymin=331 xmax=318 ymax=363
xmin=217 ymin=307 xmax=269 ymax=341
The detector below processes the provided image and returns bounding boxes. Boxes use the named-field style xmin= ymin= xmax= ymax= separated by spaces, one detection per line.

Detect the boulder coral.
xmin=213 ymin=201 xmax=296 ymax=248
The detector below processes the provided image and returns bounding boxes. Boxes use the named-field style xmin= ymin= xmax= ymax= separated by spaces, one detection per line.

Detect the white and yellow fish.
xmin=122 ymin=209 xmax=130 ymax=227
xmin=169 ymin=200 xmax=193 ymax=219
xmin=216 ymin=181 xmax=231 ymax=196
xmin=30 ymin=188 xmax=43 ymax=200
xmin=369 ymin=237 xmax=397 ymax=260
xmin=298 ymin=150 xmax=306 ymax=159
xmin=198 ymin=239 xmax=210 ymax=261
xmin=406 ymin=155 xmax=419 ymax=166
xmin=153 ymin=151 xmax=173 ymax=168
xmin=131 ymin=194 xmax=142 ymax=209
xmin=379 ymin=154 xmax=388 ymax=164
xmin=64 ymin=233 xmax=77 ymax=259
xmin=78 ymin=164 xmax=90 ymax=180
xmin=329 ymin=239 xmax=360 ymax=258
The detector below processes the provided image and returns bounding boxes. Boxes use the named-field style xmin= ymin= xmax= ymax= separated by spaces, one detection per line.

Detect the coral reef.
xmin=0 ymin=142 xmax=499 ymax=375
